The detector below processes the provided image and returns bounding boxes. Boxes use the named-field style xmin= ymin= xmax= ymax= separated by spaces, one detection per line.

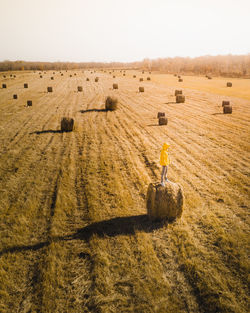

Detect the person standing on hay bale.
xmin=160 ymin=143 xmax=171 ymax=187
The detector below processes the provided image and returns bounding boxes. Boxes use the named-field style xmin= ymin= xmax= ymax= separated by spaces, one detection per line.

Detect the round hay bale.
xmin=51 ymin=77 xmax=54 ymax=80
xmin=158 ymin=117 xmax=168 ymax=125
xmin=77 ymin=86 xmax=83 ymax=92
xmin=2 ymin=84 xmax=7 ymax=88
xmin=222 ymin=100 xmax=230 ymax=107
xmin=223 ymin=105 xmax=232 ymax=114
xmin=140 ymin=78 xmax=143 ymax=81
xmin=139 ymin=86 xmax=144 ymax=92
xmin=227 ymin=82 xmax=232 ymax=87
xmin=176 ymin=95 xmax=185 ymax=103
xmin=178 ymin=78 xmax=183 ymax=82
xmin=113 ymin=83 xmax=118 ymax=90
xmin=61 ymin=117 xmax=74 ymax=132
xmin=157 ymin=112 xmax=165 ymax=118
xmin=47 ymin=87 xmax=53 ymax=92
xmin=27 ymin=100 xmax=32 ymax=106
xmin=105 ymin=96 xmax=118 ymax=111
xmin=40 ymin=75 xmax=43 ymax=78
xmin=146 ymin=182 xmax=184 ymax=221
xmin=95 ymin=77 xmax=99 ymax=82
xmin=24 ymin=83 xmax=28 ymax=88
xmin=175 ymin=90 xmax=182 ymax=96
xmin=86 ymin=78 xmax=89 ymax=81
xmin=147 ymin=77 xmax=151 ymax=81
xmin=13 ymin=94 xmax=18 ymax=99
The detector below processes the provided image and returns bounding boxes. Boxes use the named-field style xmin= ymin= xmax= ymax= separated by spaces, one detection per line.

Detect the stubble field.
xmin=0 ymin=70 xmax=249 ymax=313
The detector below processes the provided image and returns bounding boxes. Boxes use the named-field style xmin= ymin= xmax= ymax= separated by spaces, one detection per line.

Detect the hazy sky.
xmin=0 ymin=0 xmax=250 ymax=62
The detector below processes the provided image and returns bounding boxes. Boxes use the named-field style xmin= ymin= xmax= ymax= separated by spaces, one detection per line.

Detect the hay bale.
xmin=13 ymin=94 xmax=18 ymax=99
xmin=133 ymin=75 xmax=136 ymax=78
xmin=61 ymin=117 xmax=74 ymax=131
xmin=146 ymin=182 xmax=184 ymax=220
xmin=207 ymin=76 xmax=212 ymax=79
xmin=10 ymin=74 xmax=12 ymax=77
xmin=123 ymin=73 xmax=126 ymax=76
xmin=47 ymin=87 xmax=53 ymax=92
xmin=142 ymin=71 xmax=144 ymax=74
xmin=178 ymin=75 xmax=181 ymax=78
xmin=105 ymin=96 xmax=118 ymax=111
xmin=113 ymin=75 xmax=116 ymax=78
xmin=74 ymin=73 xmax=77 ymax=76
xmin=113 ymin=83 xmax=118 ymax=89
xmin=176 ymin=95 xmax=185 ymax=103
xmin=51 ymin=77 xmax=54 ymax=80
xmin=140 ymin=78 xmax=143 ymax=81
xmin=86 ymin=78 xmax=89 ymax=81
xmin=174 ymin=74 xmax=177 ymax=77
xmin=223 ymin=105 xmax=232 ymax=114
xmin=222 ymin=100 xmax=230 ymax=107
xmin=178 ymin=78 xmax=183 ymax=82
xmin=147 ymin=77 xmax=151 ymax=81
xmin=149 ymin=71 xmax=151 ymax=74
xmin=14 ymin=75 xmax=16 ymax=78
xmin=3 ymin=75 xmax=6 ymax=78
xmin=158 ymin=117 xmax=168 ymax=125
xmin=27 ymin=100 xmax=32 ymax=106
xmin=175 ymin=90 xmax=182 ymax=96
xmin=227 ymin=82 xmax=232 ymax=87
xmin=95 ymin=77 xmax=99 ymax=82
xmin=157 ymin=112 xmax=165 ymax=118
xmin=61 ymin=73 xmax=63 ymax=76
xmin=40 ymin=75 xmax=43 ymax=78
xmin=24 ymin=83 xmax=28 ymax=88
xmin=53 ymin=72 xmax=55 ymax=74
xmin=77 ymin=86 xmax=83 ymax=92
xmin=70 ymin=75 xmax=72 ymax=77
xmin=2 ymin=84 xmax=7 ymax=88
xmin=139 ymin=86 xmax=144 ymax=92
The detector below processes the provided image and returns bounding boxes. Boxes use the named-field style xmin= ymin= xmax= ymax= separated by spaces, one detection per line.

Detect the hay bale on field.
xmin=175 ymin=90 xmax=182 ymax=96
xmin=222 ymin=100 xmax=230 ymax=107
xmin=70 ymin=75 xmax=72 ymax=77
xmin=3 ymin=75 xmax=6 ymax=78
xmin=147 ymin=77 xmax=151 ymax=80
xmin=105 ymin=96 xmax=118 ymax=111
xmin=24 ymin=83 xmax=28 ymax=88
xmin=61 ymin=117 xmax=74 ymax=132
xmin=47 ymin=87 xmax=53 ymax=92
xmin=27 ymin=100 xmax=32 ymax=106
xmin=178 ymin=78 xmax=183 ymax=82
xmin=14 ymin=75 xmax=16 ymax=78
xmin=51 ymin=77 xmax=54 ymax=80
xmin=113 ymin=75 xmax=116 ymax=78
xmin=133 ymin=75 xmax=136 ymax=78
xmin=227 ymin=82 xmax=232 ymax=87
xmin=140 ymin=78 xmax=143 ymax=81
xmin=176 ymin=95 xmax=185 ymax=103
xmin=2 ymin=84 xmax=7 ymax=88
xmin=113 ymin=83 xmax=118 ymax=89
xmin=74 ymin=73 xmax=77 ymax=76
xmin=142 ymin=71 xmax=144 ymax=74
xmin=207 ymin=76 xmax=212 ymax=79
xmin=157 ymin=112 xmax=165 ymax=118
xmin=61 ymin=73 xmax=63 ymax=76
xmin=149 ymin=71 xmax=151 ymax=74
xmin=223 ymin=105 xmax=232 ymax=114
xmin=95 ymin=77 xmax=99 ymax=82
xmin=123 ymin=73 xmax=126 ymax=76
xmin=86 ymin=78 xmax=89 ymax=81
xmin=10 ymin=74 xmax=12 ymax=77
xmin=139 ymin=86 xmax=144 ymax=92
xmin=158 ymin=117 xmax=168 ymax=125
xmin=53 ymin=72 xmax=55 ymax=74
xmin=40 ymin=75 xmax=43 ymax=78
xmin=174 ymin=74 xmax=177 ymax=77
xmin=13 ymin=94 xmax=18 ymax=99
xmin=77 ymin=86 xmax=83 ymax=92
xmin=146 ymin=182 xmax=184 ymax=220
xmin=178 ymin=75 xmax=181 ymax=78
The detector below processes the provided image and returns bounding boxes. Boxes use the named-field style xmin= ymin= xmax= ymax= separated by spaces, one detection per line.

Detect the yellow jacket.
xmin=160 ymin=143 xmax=170 ymax=166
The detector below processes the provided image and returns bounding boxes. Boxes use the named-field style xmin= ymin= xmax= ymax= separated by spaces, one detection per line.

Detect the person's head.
xmin=162 ymin=142 xmax=170 ymax=150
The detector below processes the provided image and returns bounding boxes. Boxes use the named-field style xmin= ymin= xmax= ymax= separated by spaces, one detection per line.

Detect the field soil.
xmin=0 ymin=70 xmax=249 ymax=313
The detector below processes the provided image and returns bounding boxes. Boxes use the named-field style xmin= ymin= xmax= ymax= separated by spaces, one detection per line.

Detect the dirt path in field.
xmin=0 ymin=71 xmax=249 ymax=313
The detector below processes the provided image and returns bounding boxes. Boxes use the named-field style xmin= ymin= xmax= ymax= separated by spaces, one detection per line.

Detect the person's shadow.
xmin=0 ymin=214 xmax=169 ymax=257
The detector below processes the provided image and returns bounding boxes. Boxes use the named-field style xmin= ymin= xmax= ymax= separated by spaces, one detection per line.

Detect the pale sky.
xmin=0 ymin=0 xmax=250 ymax=62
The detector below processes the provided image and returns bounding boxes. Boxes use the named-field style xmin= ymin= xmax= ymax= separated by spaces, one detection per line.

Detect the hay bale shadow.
xmin=79 ymin=109 xmax=108 ymax=114
xmin=29 ymin=130 xmax=65 ymax=135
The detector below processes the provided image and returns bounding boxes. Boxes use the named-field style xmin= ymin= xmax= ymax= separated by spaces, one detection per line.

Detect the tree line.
xmin=1 ymin=54 xmax=249 ymax=77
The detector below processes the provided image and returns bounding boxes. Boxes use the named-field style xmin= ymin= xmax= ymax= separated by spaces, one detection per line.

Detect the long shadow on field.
xmin=164 ymin=102 xmax=176 ymax=104
xmin=0 ymin=215 xmax=167 ymax=257
xmin=211 ymin=113 xmax=224 ymax=115
xmin=29 ymin=130 xmax=69 ymax=134
xmin=79 ymin=108 xmax=107 ymax=114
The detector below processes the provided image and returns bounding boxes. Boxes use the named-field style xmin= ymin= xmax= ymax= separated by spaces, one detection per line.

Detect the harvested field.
xmin=0 ymin=70 xmax=249 ymax=313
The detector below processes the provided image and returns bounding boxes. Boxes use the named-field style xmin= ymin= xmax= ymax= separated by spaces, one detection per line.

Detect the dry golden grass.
xmin=0 ymin=69 xmax=249 ymax=313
